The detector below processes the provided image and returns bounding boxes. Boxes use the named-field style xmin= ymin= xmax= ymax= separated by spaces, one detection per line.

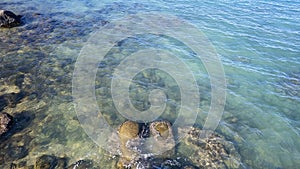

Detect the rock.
xmin=147 ymin=120 xmax=175 ymax=158
xmin=34 ymin=155 xmax=67 ymax=169
xmin=117 ymin=120 xmax=140 ymax=168
xmin=0 ymin=10 xmax=22 ymax=28
xmin=55 ymin=157 xmax=67 ymax=169
xmin=8 ymin=145 xmax=28 ymax=159
xmin=10 ymin=161 xmax=34 ymax=169
xmin=0 ymin=112 xmax=13 ymax=136
xmin=177 ymin=127 xmax=242 ymax=169
xmin=116 ymin=120 xmax=177 ymax=168
xmin=0 ymin=133 xmax=32 ymax=169
xmin=0 ymin=85 xmax=20 ymax=96
xmin=35 ymin=155 xmax=57 ymax=169
xmin=10 ymin=155 xmax=66 ymax=169
xmin=182 ymin=166 xmax=195 ymax=169
xmin=67 ymin=160 xmax=94 ymax=169
xmin=135 ymin=158 xmax=189 ymax=169
xmin=0 ymin=84 xmax=24 ymax=108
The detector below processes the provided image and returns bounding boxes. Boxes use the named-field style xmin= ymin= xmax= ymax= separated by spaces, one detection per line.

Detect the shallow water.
xmin=0 ymin=0 xmax=299 ymax=169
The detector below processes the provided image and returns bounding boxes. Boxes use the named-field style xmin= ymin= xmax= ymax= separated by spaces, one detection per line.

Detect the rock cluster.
xmin=10 ymin=155 xmax=97 ymax=169
xmin=6 ymin=122 xmax=242 ymax=169
xmin=116 ymin=121 xmax=243 ymax=169
xmin=178 ymin=127 xmax=242 ymax=169
xmin=117 ymin=120 xmax=176 ymax=169
xmin=0 ymin=10 xmax=22 ymax=28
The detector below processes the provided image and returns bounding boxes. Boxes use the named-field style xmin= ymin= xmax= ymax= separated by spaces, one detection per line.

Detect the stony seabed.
xmin=0 ymin=2 xmax=245 ymax=169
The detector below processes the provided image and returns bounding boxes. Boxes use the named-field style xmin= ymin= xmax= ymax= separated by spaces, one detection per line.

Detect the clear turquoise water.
xmin=1 ymin=0 xmax=299 ymax=168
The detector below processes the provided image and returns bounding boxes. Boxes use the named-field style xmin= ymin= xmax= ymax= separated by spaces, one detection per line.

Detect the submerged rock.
xmin=67 ymin=159 xmax=95 ymax=169
xmin=35 ymin=155 xmax=66 ymax=169
xmin=117 ymin=120 xmax=140 ymax=168
xmin=116 ymin=120 xmax=177 ymax=168
xmin=0 ymin=10 xmax=22 ymax=28
xmin=178 ymin=127 xmax=242 ymax=169
xmin=0 ymin=112 xmax=13 ymax=136
xmin=0 ymin=85 xmax=20 ymax=96
xmin=148 ymin=121 xmax=175 ymax=158
xmin=35 ymin=155 xmax=57 ymax=169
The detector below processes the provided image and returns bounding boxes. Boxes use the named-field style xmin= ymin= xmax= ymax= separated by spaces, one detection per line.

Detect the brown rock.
xmin=117 ymin=121 xmax=140 ymax=168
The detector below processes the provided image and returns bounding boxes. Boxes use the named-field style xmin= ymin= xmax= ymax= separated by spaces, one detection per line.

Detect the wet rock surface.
xmin=0 ymin=10 xmax=22 ymax=28
xmin=0 ymin=112 xmax=13 ymax=136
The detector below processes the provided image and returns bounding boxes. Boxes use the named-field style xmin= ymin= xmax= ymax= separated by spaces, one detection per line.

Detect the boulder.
xmin=0 ymin=10 xmax=22 ymax=28
xmin=0 ymin=112 xmax=13 ymax=136
xmin=117 ymin=120 xmax=140 ymax=169
xmin=148 ymin=120 xmax=175 ymax=158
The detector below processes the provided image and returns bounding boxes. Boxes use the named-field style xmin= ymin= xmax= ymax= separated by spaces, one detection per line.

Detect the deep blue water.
xmin=0 ymin=0 xmax=299 ymax=168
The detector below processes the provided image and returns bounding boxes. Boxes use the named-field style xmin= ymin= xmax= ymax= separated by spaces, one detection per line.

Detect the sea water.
xmin=0 ymin=0 xmax=299 ymax=168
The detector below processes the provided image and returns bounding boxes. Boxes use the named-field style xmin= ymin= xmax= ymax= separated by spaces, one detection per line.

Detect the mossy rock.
xmin=117 ymin=120 xmax=140 ymax=167
xmin=118 ymin=120 xmax=139 ymax=141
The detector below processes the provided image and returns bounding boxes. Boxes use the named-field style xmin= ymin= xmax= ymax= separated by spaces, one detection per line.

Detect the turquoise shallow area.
xmin=0 ymin=0 xmax=299 ymax=168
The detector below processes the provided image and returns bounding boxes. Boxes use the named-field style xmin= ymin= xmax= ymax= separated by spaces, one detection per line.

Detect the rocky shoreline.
xmin=0 ymin=3 xmax=243 ymax=169
xmin=0 ymin=56 xmax=242 ymax=168
xmin=4 ymin=119 xmax=242 ymax=169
